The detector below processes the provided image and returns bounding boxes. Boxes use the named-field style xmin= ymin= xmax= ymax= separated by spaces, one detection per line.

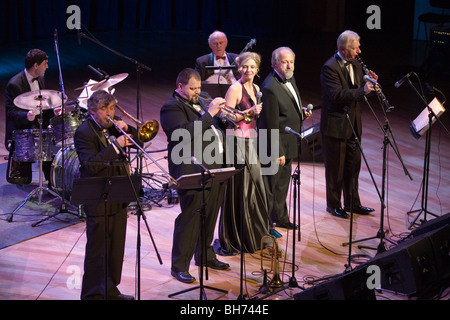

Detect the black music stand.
xmin=168 ymin=167 xmax=239 ymax=300
xmin=71 ymin=174 xmax=141 ymax=300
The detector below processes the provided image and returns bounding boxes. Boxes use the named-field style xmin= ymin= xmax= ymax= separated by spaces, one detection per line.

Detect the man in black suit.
xmin=160 ymin=68 xmax=229 ymax=284
xmin=258 ymin=47 xmax=310 ymax=229
xmin=5 ymin=49 xmax=55 ymax=185
xmin=74 ymin=90 xmax=137 ymax=300
xmin=195 ymin=30 xmax=240 ymax=84
xmin=320 ymin=30 xmax=376 ymax=219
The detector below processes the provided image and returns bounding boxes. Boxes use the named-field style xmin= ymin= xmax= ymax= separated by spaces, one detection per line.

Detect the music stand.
xmin=168 ymin=167 xmax=239 ymax=300
xmin=201 ymin=83 xmax=230 ymax=98
xmin=71 ymin=174 xmax=141 ymax=300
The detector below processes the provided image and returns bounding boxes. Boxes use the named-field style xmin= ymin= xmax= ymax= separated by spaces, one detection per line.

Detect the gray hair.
xmin=271 ymin=47 xmax=295 ymax=68
xmin=208 ymin=30 xmax=227 ymax=44
xmin=337 ymin=30 xmax=360 ymax=49
xmin=87 ymin=90 xmax=117 ymax=113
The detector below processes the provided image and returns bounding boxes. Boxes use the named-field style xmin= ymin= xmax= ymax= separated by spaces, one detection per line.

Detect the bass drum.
xmin=51 ymin=146 xmax=80 ymax=201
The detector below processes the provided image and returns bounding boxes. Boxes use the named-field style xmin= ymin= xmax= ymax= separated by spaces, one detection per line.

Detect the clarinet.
xmin=356 ymin=55 xmax=394 ymax=112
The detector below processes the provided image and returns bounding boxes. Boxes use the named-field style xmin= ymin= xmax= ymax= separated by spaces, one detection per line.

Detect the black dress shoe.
xmin=276 ymin=222 xmax=298 ymax=230
xmin=327 ymin=207 xmax=349 ymax=219
xmin=196 ymin=258 xmax=230 ymax=270
xmin=171 ymin=270 xmax=196 ymax=283
xmin=109 ymin=293 xmax=135 ymax=300
xmin=344 ymin=205 xmax=375 ymax=215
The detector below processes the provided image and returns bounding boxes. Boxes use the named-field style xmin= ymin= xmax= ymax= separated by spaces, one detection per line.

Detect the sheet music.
xmin=412 ymin=98 xmax=445 ymax=136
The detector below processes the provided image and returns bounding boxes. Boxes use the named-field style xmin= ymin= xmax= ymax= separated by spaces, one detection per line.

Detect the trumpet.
xmin=220 ymin=105 xmax=255 ymax=124
xmin=197 ymin=95 xmax=254 ymax=124
xmin=115 ymin=104 xmax=159 ymax=143
xmin=260 ymin=235 xmax=284 ymax=289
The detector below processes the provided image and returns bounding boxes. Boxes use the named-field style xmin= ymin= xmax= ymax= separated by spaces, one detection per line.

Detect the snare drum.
xmin=51 ymin=146 xmax=80 ymax=200
xmin=50 ymin=111 xmax=84 ymax=145
xmin=13 ymin=129 xmax=54 ymax=162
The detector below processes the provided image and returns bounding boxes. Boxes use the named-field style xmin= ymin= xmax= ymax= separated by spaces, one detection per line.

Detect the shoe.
xmin=195 ymin=258 xmax=230 ymax=270
xmin=171 ymin=270 xmax=196 ymax=283
xmin=109 ymin=293 xmax=135 ymax=300
xmin=276 ymin=222 xmax=298 ymax=230
xmin=327 ymin=207 xmax=349 ymax=219
xmin=270 ymin=228 xmax=282 ymax=238
xmin=344 ymin=205 xmax=374 ymax=215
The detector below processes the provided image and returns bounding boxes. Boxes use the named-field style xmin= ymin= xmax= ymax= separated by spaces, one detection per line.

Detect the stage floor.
xmin=0 ymin=29 xmax=449 ymax=302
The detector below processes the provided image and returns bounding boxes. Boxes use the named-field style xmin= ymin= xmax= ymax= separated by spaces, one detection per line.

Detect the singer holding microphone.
xmin=258 ymin=47 xmax=311 ymax=230
xmin=74 ymin=90 xmax=137 ymax=300
xmin=319 ymin=30 xmax=376 ymax=219
xmin=160 ymin=68 xmax=230 ymax=284
xmin=214 ymin=52 xmax=272 ymax=256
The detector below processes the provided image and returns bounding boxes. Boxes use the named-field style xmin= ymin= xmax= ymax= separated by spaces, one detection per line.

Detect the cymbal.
xmin=91 ymin=73 xmax=128 ymax=91
xmin=14 ymin=90 xmax=67 ymax=111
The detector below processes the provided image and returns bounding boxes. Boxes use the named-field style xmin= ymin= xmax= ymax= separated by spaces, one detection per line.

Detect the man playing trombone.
xmin=74 ymin=90 xmax=138 ymax=300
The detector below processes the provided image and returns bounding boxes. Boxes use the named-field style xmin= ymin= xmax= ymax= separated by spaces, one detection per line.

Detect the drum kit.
xmin=7 ymin=73 xmax=129 ymax=222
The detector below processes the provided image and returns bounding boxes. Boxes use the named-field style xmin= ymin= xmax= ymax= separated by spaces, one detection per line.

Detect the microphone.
xmin=190 ymin=156 xmax=209 ymax=173
xmin=76 ymin=26 xmax=81 ymax=45
xmin=109 ymin=136 xmax=127 ymax=158
xmin=394 ymin=72 xmax=412 ymax=88
xmin=363 ymin=75 xmax=379 ymax=86
xmin=285 ymin=126 xmax=303 ymax=139
xmin=88 ymin=65 xmax=107 ymax=80
xmin=306 ymin=104 xmax=313 ymax=111
xmin=256 ymin=91 xmax=262 ymax=104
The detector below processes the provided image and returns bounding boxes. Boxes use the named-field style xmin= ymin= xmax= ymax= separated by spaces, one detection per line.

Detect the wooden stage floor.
xmin=0 ymin=29 xmax=449 ymax=302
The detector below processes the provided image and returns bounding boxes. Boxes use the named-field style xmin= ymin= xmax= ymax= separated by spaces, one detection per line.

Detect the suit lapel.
xmin=274 ymin=73 xmax=303 ymax=118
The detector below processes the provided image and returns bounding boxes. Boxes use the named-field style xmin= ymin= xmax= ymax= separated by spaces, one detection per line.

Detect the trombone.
xmin=115 ymin=104 xmax=159 ymax=143
xmin=107 ymin=107 xmax=178 ymax=186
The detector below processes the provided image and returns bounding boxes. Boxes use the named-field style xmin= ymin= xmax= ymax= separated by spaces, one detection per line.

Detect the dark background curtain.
xmin=0 ymin=0 xmax=416 ymax=46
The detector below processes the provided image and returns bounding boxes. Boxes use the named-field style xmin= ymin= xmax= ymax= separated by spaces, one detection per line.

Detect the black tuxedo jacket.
xmin=5 ymin=70 xmax=53 ymax=148
xmin=320 ymin=54 xmax=366 ymax=140
xmin=258 ymin=71 xmax=304 ymax=161
xmin=160 ymin=92 xmax=226 ymax=182
xmin=195 ymin=52 xmax=240 ymax=82
xmin=74 ymin=117 xmax=138 ymax=179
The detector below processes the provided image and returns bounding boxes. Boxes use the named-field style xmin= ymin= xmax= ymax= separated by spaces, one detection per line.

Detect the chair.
xmin=416 ymin=0 xmax=450 ymax=41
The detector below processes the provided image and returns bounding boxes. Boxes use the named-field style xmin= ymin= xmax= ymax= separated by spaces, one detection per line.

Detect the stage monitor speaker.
xmin=410 ymin=212 xmax=450 ymax=237
xmin=371 ymin=225 xmax=450 ymax=296
xmin=300 ymin=123 xmax=323 ymax=163
xmin=293 ymin=265 xmax=375 ymax=300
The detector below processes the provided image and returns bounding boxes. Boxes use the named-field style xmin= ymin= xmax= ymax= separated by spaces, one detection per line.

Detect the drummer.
xmin=5 ymin=49 xmax=60 ymax=186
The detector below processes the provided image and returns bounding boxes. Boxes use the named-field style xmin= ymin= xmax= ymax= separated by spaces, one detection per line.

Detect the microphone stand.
xmin=33 ymin=29 xmax=77 ymax=227
xmin=404 ymin=76 xmax=450 ymax=228
xmin=343 ymin=82 xmax=411 ymax=255
xmin=78 ymin=26 xmax=151 ymax=121
xmin=341 ymin=108 xmax=384 ymax=261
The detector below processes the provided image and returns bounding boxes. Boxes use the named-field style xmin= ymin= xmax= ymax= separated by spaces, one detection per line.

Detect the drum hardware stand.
xmin=404 ymin=77 xmax=449 ymax=229
xmin=33 ymin=29 xmax=78 ymax=227
xmin=7 ymin=96 xmax=64 ymax=223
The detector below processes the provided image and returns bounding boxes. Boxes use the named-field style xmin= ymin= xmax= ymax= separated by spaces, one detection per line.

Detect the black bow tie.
xmin=283 ymin=78 xmax=291 ymax=84
xmin=31 ymin=77 xmax=39 ymax=82
xmin=344 ymin=61 xmax=351 ymax=67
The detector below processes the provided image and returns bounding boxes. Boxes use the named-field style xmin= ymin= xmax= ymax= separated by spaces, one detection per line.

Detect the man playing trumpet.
xmin=160 ymin=68 xmax=230 ymax=284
